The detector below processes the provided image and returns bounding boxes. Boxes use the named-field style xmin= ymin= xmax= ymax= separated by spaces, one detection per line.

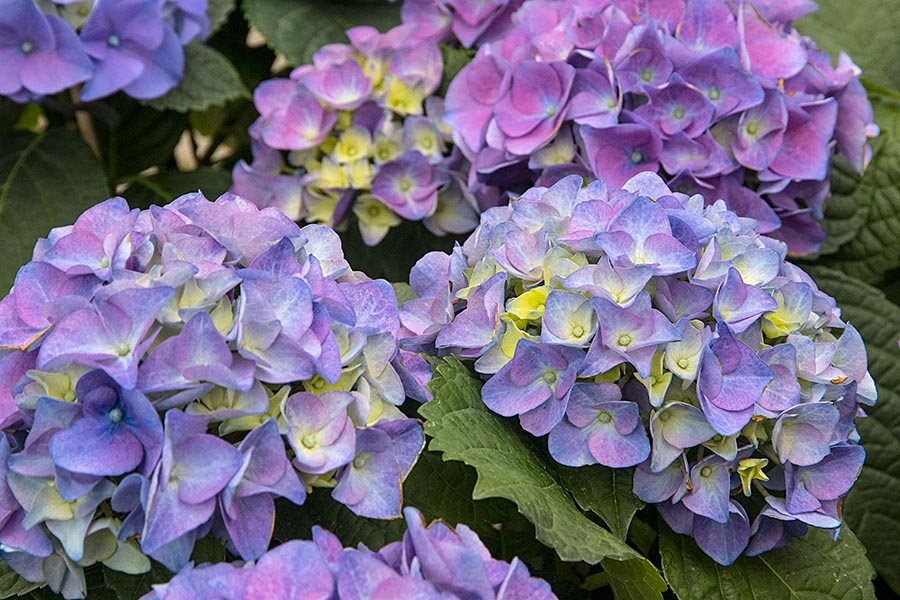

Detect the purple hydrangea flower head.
xmin=142 ymin=506 xmax=556 ymax=600
xmin=405 ymin=0 xmax=878 ymax=255
xmin=79 ymin=0 xmax=185 ymax=101
xmin=401 ymin=173 xmax=874 ymax=564
xmin=0 ymin=0 xmax=93 ymax=101
xmin=0 ymin=189 xmax=423 ymax=584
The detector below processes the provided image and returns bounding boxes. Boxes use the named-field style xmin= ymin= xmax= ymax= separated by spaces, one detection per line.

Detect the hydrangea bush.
xmin=2 ymin=0 xmax=209 ymax=102
xmin=141 ymin=507 xmax=555 ymax=600
xmin=0 ymin=192 xmax=423 ymax=597
xmin=2 ymin=0 xmax=900 ymax=597
xmin=413 ymin=0 xmax=879 ymax=255
xmin=400 ymin=172 xmax=874 ymax=565
xmin=233 ymin=24 xmax=481 ymax=245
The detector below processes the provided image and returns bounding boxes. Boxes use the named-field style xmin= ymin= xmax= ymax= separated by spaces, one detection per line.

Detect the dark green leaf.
xmin=122 ymin=167 xmax=232 ymax=209
xmin=0 ymin=129 xmax=109 ymax=292
xmin=243 ymin=0 xmax=401 ymax=67
xmin=818 ymin=156 xmax=871 ymax=256
xmin=421 ymin=356 xmax=647 ymax=565
xmin=207 ymin=0 xmax=236 ymax=36
xmin=145 ymin=42 xmax=249 ymax=113
xmin=816 ymin=96 xmax=900 ymax=281
xmin=660 ymin=525 xmax=875 ymax=600
xmin=0 ymin=559 xmax=42 ymax=598
xmin=806 ymin=266 xmax=900 ymax=593
xmin=274 ymin=489 xmax=407 ymax=550
xmin=797 ymin=2 xmax=900 ymax=92
xmin=557 ymin=465 xmax=644 ymax=540
xmin=94 ymin=96 xmax=188 ymax=182
xmin=339 ymin=217 xmax=460 ymax=283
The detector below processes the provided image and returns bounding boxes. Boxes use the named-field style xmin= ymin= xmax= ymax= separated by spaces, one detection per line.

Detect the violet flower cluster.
xmin=233 ymin=24 xmax=482 ymax=246
xmin=1 ymin=0 xmax=208 ymax=103
xmin=0 ymin=192 xmax=423 ymax=599
xmin=141 ymin=507 xmax=555 ymax=600
xmin=404 ymin=0 xmax=878 ymax=255
xmin=399 ymin=173 xmax=874 ymax=566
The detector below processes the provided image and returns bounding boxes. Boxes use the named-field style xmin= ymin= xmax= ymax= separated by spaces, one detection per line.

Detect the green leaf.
xmin=420 ymin=356 xmax=644 ymax=565
xmin=122 ymin=167 xmax=232 ymax=209
xmin=207 ymin=0 xmax=236 ymax=36
xmin=660 ymin=525 xmax=876 ymax=600
xmin=796 ymin=1 xmax=900 ymax=92
xmin=805 ymin=266 xmax=900 ymax=593
xmin=243 ymin=0 xmax=401 ymax=67
xmin=557 ymin=465 xmax=644 ymax=540
xmin=0 ymin=559 xmax=42 ymax=598
xmin=144 ymin=42 xmax=249 ymax=113
xmin=817 ymin=156 xmax=871 ymax=256
xmin=815 ymin=97 xmax=900 ymax=281
xmin=0 ymin=129 xmax=109 ymax=292
xmin=273 ymin=489 xmax=407 ymax=550
xmin=94 ymin=96 xmax=188 ymax=183
xmin=602 ymin=555 xmax=668 ymax=600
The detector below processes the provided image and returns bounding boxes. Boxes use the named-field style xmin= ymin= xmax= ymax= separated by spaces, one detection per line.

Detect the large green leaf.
xmin=660 ymin=525 xmax=875 ymax=600
xmin=0 ymin=129 xmax=109 ymax=292
xmin=93 ymin=96 xmax=189 ymax=183
xmin=121 ymin=167 xmax=232 ymax=210
xmin=207 ymin=0 xmax=236 ymax=36
xmin=806 ymin=266 xmax=900 ymax=593
xmin=243 ymin=0 xmax=401 ymax=67
xmin=422 ymin=357 xmax=649 ymax=564
xmin=812 ymin=97 xmax=900 ymax=282
xmin=145 ymin=42 xmax=249 ymax=113
xmin=797 ymin=1 xmax=900 ymax=92
xmin=817 ymin=156 xmax=871 ymax=256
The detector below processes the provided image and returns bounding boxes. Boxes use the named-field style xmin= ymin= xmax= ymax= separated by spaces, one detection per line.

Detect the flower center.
xmin=63 ymin=390 xmax=75 ymax=402
xmin=640 ymin=68 xmax=654 ymax=83
xmin=676 ymin=358 xmax=689 ymax=369
xmin=353 ymin=455 xmax=368 ymax=469
xmin=545 ymin=104 xmax=558 ymax=117
xmin=301 ymin=435 xmax=316 ymax=449
xmin=541 ymin=370 xmax=557 ymax=385
xmin=700 ymin=466 xmax=712 ymax=478
xmin=397 ymin=177 xmax=413 ymax=193
xmin=658 ymin=410 xmax=671 ymax=422
xmin=572 ymin=325 xmax=585 ymax=338
xmin=629 ymin=150 xmax=644 ymax=165
xmin=708 ymin=86 xmax=721 ymax=101
xmin=596 ymin=411 xmax=612 ymax=424
xmin=617 ymin=333 xmax=632 ymax=347
xmin=745 ymin=121 xmax=760 ymax=136
xmin=115 ymin=342 xmax=130 ymax=357
xmin=672 ymin=106 xmax=686 ymax=120
xmin=107 ymin=34 xmax=121 ymax=47
xmin=20 ymin=41 xmax=34 ymax=54
xmin=107 ymin=407 xmax=124 ymax=424
xmin=368 ymin=205 xmax=381 ymax=217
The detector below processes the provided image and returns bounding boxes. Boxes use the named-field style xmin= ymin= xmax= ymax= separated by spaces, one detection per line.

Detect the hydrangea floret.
xmin=0 ymin=192 xmax=423 ymax=598
xmin=1 ymin=0 xmax=208 ymax=103
xmin=408 ymin=0 xmax=878 ymax=255
xmin=140 ymin=507 xmax=556 ymax=600
xmin=399 ymin=173 xmax=874 ymax=565
xmin=232 ymin=24 xmax=481 ymax=245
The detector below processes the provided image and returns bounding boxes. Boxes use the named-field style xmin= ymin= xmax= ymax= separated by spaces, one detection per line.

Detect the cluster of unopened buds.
xmin=401 ymin=0 xmax=879 ymax=255
xmin=400 ymin=172 xmax=874 ymax=565
xmin=233 ymin=24 xmax=481 ymax=245
xmin=2 ymin=0 xmax=208 ymax=102
xmin=0 ymin=193 xmax=423 ymax=598
xmin=141 ymin=507 xmax=556 ymax=600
